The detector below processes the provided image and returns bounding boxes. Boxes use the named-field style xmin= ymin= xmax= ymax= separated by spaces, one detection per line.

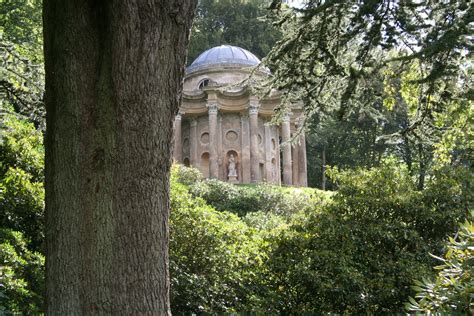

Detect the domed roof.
xmin=187 ymin=45 xmax=261 ymax=73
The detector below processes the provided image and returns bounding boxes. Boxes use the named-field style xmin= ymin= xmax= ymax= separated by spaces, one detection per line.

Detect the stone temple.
xmin=173 ymin=45 xmax=307 ymax=186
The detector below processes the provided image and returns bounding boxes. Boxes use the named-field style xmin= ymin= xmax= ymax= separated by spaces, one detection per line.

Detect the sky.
xmin=282 ymin=0 xmax=307 ymax=9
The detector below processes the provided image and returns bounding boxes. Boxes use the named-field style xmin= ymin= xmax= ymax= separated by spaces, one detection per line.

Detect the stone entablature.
xmin=173 ymin=45 xmax=307 ymax=186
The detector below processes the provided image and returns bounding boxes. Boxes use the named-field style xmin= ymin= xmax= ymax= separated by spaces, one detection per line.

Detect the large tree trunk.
xmin=43 ymin=1 xmax=196 ymax=314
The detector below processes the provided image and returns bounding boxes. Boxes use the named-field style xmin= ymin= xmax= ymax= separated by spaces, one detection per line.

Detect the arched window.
xmin=198 ymin=78 xmax=210 ymax=90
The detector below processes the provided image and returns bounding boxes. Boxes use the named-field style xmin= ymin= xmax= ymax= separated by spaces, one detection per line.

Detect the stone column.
xmin=281 ymin=112 xmax=292 ymax=185
xmin=207 ymin=103 xmax=219 ymax=179
xmin=249 ymin=101 xmax=260 ymax=183
xmin=217 ymin=114 xmax=224 ymax=180
xmin=275 ymin=126 xmax=281 ymax=185
xmin=264 ymin=123 xmax=273 ymax=182
xmin=241 ymin=113 xmax=251 ymax=183
xmin=173 ymin=111 xmax=183 ymax=163
xmin=292 ymin=121 xmax=300 ymax=186
xmin=298 ymin=131 xmax=308 ymax=187
xmin=189 ymin=119 xmax=197 ymax=166
xmin=292 ymin=138 xmax=299 ymax=186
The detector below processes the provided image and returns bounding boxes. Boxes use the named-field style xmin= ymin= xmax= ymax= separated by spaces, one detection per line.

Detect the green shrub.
xmin=171 ymin=163 xmax=202 ymax=186
xmin=0 ymin=115 xmax=45 ymax=314
xmin=189 ymin=177 xmax=327 ymax=217
xmin=0 ymin=115 xmax=44 ymax=253
xmin=0 ymin=115 xmax=44 ymax=183
xmin=243 ymin=211 xmax=288 ymax=232
xmin=262 ymin=161 xmax=472 ymax=314
xmin=0 ymin=229 xmax=44 ymax=315
xmin=406 ymin=219 xmax=474 ymax=314
xmin=0 ymin=168 xmax=44 ymax=252
xmin=169 ymin=179 xmax=267 ymax=314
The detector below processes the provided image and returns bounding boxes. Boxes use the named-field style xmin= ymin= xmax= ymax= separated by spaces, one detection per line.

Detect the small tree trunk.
xmin=403 ymin=135 xmax=413 ymax=175
xmin=321 ymin=145 xmax=326 ymax=190
xmin=417 ymin=143 xmax=426 ymax=191
xmin=43 ymin=1 xmax=196 ymax=314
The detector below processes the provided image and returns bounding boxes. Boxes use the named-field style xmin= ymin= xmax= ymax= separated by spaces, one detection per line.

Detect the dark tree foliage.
xmin=262 ymin=0 xmax=472 ymax=121
xmin=0 ymin=0 xmax=44 ymax=128
xmin=188 ymin=0 xmax=281 ymax=63
xmin=306 ymin=111 xmax=392 ymax=189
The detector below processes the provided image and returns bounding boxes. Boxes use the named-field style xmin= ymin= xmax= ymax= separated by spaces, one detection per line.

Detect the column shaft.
xmin=217 ymin=114 xmax=224 ymax=180
xmin=275 ymin=126 xmax=281 ymax=185
xmin=281 ymin=114 xmax=292 ymax=185
xmin=189 ymin=119 xmax=197 ymax=166
xmin=173 ymin=113 xmax=182 ymax=163
xmin=264 ymin=124 xmax=273 ymax=182
xmin=249 ymin=102 xmax=260 ymax=183
xmin=241 ymin=114 xmax=251 ymax=183
xmin=208 ymin=104 xmax=219 ymax=178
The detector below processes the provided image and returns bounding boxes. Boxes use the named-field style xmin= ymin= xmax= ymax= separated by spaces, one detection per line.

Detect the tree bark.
xmin=43 ymin=1 xmax=196 ymax=314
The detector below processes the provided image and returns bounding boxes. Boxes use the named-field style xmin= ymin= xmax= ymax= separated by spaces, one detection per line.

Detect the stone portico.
xmin=173 ymin=45 xmax=307 ymax=186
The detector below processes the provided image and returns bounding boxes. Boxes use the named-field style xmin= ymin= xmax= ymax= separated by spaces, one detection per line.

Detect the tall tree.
xmin=188 ymin=0 xmax=281 ymax=62
xmin=0 ymin=0 xmax=45 ymax=127
xmin=43 ymin=1 xmax=196 ymax=314
xmin=263 ymin=0 xmax=472 ymax=114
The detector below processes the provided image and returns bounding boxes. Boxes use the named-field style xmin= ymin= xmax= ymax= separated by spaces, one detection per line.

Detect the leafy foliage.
xmin=261 ymin=160 xmax=472 ymax=313
xmin=0 ymin=115 xmax=44 ymax=252
xmin=0 ymin=229 xmax=44 ymax=315
xmin=306 ymin=54 xmax=472 ymax=190
xmin=0 ymin=113 xmax=44 ymax=181
xmin=170 ymin=163 xmax=202 ymax=186
xmin=0 ymin=167 xmax=44 ymax=253
xmin=306 ymin=96 xmax=403 ymax=188
xmin=189 ymin=177 xmax=327 ymax=217
xmin=262 ymin=0 xmax=472 ymax=116
xmin=0 ymin=0 xmax=44 ymax=126
xmin=170 ymin=175 xmax=267 ymax=314
xmin=406 ymin=220 xmax=474 ymax=314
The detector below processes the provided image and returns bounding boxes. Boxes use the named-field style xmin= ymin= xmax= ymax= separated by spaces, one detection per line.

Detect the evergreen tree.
xmin=188 ymin=0 xmax=281 ymax=62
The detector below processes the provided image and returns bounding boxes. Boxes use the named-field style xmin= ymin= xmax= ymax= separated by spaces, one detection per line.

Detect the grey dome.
xmin=187 ymin=45 xmax=261 ymax=73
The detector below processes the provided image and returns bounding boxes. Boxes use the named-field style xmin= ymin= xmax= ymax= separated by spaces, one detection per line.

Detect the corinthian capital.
xmin=207 ymin=103 xmax=220 ymax=114
xmin=248 ymin=101 xmax=260 ymax=115
xmin=175 ymin=110 xmax=184 ymax=121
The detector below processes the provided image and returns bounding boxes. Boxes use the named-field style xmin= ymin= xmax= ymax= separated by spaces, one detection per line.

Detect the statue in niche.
xmin=228 ymin=154 xmax=237 ymax=178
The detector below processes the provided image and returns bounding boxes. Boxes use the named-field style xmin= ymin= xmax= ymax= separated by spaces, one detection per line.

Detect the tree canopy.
xmin=261 ymin=0 xmax=472 ymax=122
xmin=188 ymin=0 xmax=281 ymax=63
xmin=0 ymin=0 xmax=44 ymax=127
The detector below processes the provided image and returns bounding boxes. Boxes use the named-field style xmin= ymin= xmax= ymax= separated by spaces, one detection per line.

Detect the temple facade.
xmin=173 ymin=45 xmax=307 ymax=186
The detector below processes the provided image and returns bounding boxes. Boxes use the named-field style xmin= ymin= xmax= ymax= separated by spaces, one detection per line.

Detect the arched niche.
xmin=201 ymin=152 xmax=210 ymax=178
xmin=225 ymin=150 xmax=239 ymax=181
xmin=183 ymin=157 xmax=190 ymax=167
xmin=271 ymin=158 xmax=277 ymax=183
